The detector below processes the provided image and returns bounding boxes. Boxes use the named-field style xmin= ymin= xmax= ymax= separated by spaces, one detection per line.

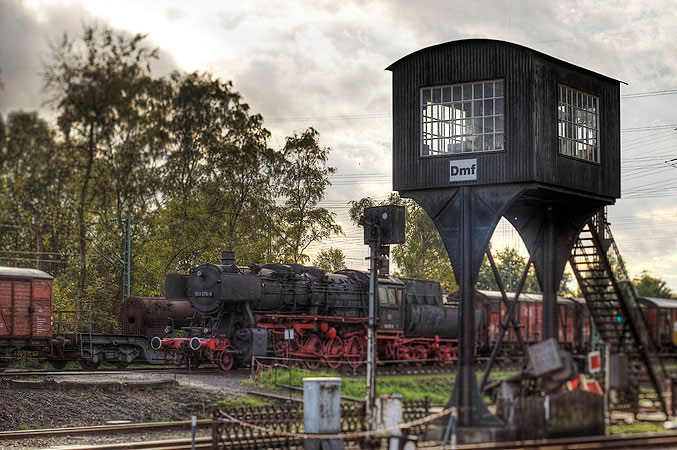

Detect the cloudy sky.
xmin=1 ymin=0 xmax=677 ymax=290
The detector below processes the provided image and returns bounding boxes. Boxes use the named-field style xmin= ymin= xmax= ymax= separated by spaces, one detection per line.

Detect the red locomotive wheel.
xmin=323 ymin=337 xmax=343 ymax=369
xmin=436 ymin=346 xmax=456 ymax=366
xmin=396 ymin=345 xmax=411 ymax=362
xmin=344 ymin=336 xmax=364 ymax=370
xmin=218 ymin=350 xmax=234 ymax=371
xmin=303 ymin=336 xmax=322 ymax=370
xmin=414 ymin=346 xmax=428 ymax=367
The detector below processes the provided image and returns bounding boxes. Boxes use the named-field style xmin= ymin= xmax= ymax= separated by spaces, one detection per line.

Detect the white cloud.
xmin=3 ymin=0 xmax=677 ymax=286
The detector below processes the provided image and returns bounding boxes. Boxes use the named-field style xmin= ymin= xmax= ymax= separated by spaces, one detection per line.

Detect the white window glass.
xmin=557 ymin=85 xmax=599 ymax=163
xmin=420 ymin=79 xmax=505 ymax=156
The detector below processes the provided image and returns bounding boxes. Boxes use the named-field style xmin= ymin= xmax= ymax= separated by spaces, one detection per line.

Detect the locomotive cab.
xmin=378 ymin=278 xmax=406 ymax=330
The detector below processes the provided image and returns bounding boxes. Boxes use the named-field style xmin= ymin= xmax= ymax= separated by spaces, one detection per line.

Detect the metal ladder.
xmin=569 ymin=214 xmax=668 ymax=415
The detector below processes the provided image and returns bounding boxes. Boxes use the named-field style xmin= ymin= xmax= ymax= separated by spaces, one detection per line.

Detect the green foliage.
xmin=607 ymin=421 xmax=665 ymax=435
xmin=0 ymin=112 xmax=75 ymax=276
xmin=633 ymin=270 xmax=675 ymax=298
xmin=43 ymin=24 xmax=161 ymax=315
xmin=0 ymin=23 xmax=343 ymax=332
xmin=313 ymin=247 xmax=347 ymax=272
xmin=273 ymin=128 xmax=342 ymax=263
xmin=476 ymin=247 xmax=574 ymax=295
xmin=348 ymin=193 xmax=456 ymax=292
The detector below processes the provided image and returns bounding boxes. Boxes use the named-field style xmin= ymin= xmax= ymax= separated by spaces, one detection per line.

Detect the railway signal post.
xmin=362 ymin=205 xmax=405 ymax=419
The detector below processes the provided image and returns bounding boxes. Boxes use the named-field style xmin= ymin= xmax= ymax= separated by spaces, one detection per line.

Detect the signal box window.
xmin=420 ymin=79 xmax=505 ymax=156
xmin=558 ymin=85 xmax=599 ymax=163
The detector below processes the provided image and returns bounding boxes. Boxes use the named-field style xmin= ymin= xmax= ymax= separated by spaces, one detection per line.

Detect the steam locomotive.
xmin=3 ymin=261 xmax=676 ymax=372
xmin=122 ymin=252 xmax=460 ymax=370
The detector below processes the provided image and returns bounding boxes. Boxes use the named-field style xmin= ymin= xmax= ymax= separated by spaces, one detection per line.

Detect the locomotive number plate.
xmin=194 ymin=291 xmax=213 ymax=297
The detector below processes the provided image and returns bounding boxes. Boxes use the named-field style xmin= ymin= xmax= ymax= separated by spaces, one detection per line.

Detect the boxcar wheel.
xmin=49 ymin=360 xmax=68 ymax=370
xmin=80 ymin=359 xmax=100 ymax=370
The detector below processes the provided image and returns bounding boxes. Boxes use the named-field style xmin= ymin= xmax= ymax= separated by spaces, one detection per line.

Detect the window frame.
xmin=419 ymin=78 xmax=506 ymax=158
xmin=556 ymin=84 xmax=601 ymax=164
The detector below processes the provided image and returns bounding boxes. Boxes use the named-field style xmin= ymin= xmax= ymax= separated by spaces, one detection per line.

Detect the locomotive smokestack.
xmin=221 ymin=250 xmax=235 ymax=266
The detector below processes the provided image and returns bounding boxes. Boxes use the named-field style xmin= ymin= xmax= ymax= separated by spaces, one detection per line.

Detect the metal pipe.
xmin=543 ymin=206 xmax=558 ymax=341
xmin=366 ymin=238 xmax=378 ymax=418
xmin=458 ymin=187 xmax=473 ymax=426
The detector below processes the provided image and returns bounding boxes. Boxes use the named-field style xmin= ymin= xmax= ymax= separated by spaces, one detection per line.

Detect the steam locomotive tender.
xmin=151 ymin=252 xmax=460 ymax=370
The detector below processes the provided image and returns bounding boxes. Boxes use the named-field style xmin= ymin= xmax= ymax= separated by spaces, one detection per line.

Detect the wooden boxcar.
xmin=0 ymin=267 xmax=53 ymax=364
xmin=638 ymin=296 xmax=677 ymax=352
xmin=474 ymin=290 xmax=591 ymax=355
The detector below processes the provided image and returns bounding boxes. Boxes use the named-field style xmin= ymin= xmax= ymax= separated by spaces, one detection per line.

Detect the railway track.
xmin=0 ymin=367 xmax=248 ymax=377
xmin=43 ymin=431 xmax=677 ymax=450
xmin=0 ymin=420 xmax=213 ymax=441
xmin=33 ymin=436 xmax=214 ymax=449
xmin=433 ymin=432 xmax=677 ymax=450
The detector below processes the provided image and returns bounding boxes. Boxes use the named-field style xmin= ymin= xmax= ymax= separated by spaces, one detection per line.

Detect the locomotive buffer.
xmin=361 ymin=205 xmax=405 ymax=418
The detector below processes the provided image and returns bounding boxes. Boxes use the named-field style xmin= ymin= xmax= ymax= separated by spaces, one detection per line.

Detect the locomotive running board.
xmin=569 ymin=213 xmax=668 ymax=415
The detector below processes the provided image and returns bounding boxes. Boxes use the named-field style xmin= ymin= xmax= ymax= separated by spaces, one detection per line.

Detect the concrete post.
xmin=375 ymin=394 xmax=403 ymax=450
xmin=303 ymin=377 xmax=344 ymax=450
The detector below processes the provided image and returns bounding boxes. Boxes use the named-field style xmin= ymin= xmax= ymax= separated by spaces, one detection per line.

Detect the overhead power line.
xmin=622 ymin=89 xmax=677 ymax=99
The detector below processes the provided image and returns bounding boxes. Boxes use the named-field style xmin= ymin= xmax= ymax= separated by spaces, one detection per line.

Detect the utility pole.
xmin=109 ymin=215 xmax=131 ymax=301
xmin=124 ymin=214 xmax=131 ymax=299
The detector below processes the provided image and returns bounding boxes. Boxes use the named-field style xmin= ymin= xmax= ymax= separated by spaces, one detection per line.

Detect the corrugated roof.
xmin=0 ymin=266 xmax=53 ymax=280
xmin=639 ymin=296 xmax=677 ymax=309
xmin=386 ymin=39 xmax=624 ymax=84
xmin=477 ymin=289 xmax=575 ymax=304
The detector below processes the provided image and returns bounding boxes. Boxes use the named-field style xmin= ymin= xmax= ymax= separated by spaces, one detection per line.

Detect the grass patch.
xmin=215 ymin=395 xmax=272 ymax=410
xmin=607 ymin=421 xmax=666 ymax=434
xmin=252 ymin=367 xmax=516 ymax=406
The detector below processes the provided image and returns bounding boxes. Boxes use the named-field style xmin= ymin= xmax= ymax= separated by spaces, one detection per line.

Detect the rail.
xmin=417 ymin=431 xmax=677 ymax=449
xmin=0 ymin=419 xmax=212 ymax=440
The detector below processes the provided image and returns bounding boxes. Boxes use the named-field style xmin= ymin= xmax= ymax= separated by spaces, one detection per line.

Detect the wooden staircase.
xmin=569 ymin=214 xmax=668 ymax=415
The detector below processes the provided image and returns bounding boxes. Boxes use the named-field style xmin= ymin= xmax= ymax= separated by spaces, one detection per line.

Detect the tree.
xmin=274 ymin=128 xmax=341 ymax=263
xmin=43 ymin=24 xmax=160 ymax=312
xmin=476 ymin=247 xmax=574 ymax=295
xmin=138 ymin=71 xmax=280 ymax=286
xmin=477 ymin=247 xmax=541 ymax=293
xmin=349 ymin=193 xmax=457 ymax=291
xmin=313 ymin=248 xmax=347 ymax=272
xmin=633 ymin=270 xmax=674 ymax=298
xmin=0 ymin=112 xmax=75 ymax=275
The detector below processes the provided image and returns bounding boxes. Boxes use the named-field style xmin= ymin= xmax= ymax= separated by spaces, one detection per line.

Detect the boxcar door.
xmin=31 ymin=279 xmax=52 ymax=337
xmin=0 ymin=279 xmax=11 ymax=335
xmin=11 ymin=280 xmax=32 ymax=336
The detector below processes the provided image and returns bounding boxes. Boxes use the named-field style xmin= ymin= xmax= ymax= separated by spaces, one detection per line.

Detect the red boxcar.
xmin=0 ymin=267 xmax=53 ymax=341
xmin=638 ymin=296 xmax=677 ymax=353
xmin=476 ymin=290 xmax=589 ymax=355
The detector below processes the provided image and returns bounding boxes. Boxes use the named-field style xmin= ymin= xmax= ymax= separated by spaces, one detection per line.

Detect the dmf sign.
xmin=449 ymin=158 xmax=477 ymax=182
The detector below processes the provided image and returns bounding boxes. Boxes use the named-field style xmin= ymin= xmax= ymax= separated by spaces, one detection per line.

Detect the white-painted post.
xmin=375 ymin=394 xmax=403 ymax=450
xmin=191 ymin=415 xmax=196 ymax=450
xmin=303 ymin=377 xmax=344 ymax=450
